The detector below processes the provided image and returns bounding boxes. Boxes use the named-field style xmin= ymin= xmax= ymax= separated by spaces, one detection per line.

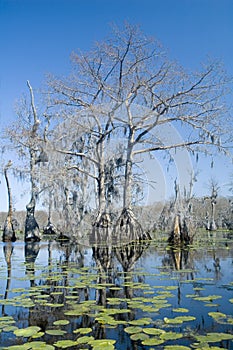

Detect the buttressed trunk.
xmin=25 ymin=197 xmax=41 ymax=242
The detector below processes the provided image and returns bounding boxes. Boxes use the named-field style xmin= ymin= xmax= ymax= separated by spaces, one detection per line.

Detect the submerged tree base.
xmin=2 ymin=216 xmax=16 ymax=242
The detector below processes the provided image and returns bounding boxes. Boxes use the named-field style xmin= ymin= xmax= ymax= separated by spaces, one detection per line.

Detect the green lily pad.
xmin=32 ymin=331 xmax=45 ymax=338
xmin=129 ymin=317 xmax=152 ymax=325
xmin=2 ymin=325 xmax=18 ymax=332
xmin=164 ymin=346 xmax=191 ymax=350
xmin=124 ymin=326 xmax=143 ymax=334
xmin=194 ymin=295 xmax=222 ymax=302
xmin=4 ymin=346 xmax=29 ymax=350
xmin=14 ymin=326 xmax=41 ymax=337
xmin=76 ymin=335 xmax=95 ymax=344
xmin=73 ymin=327 xmax=92 ymax=334
xmin=45 ymin=329 xmax=67 ymax=336
xmin=53 ymin=319 xmax=70 ymax=326
xmin=195 ymin=332 xmax=233 ymax=343
xmin=88 ymin=339 xmax=116 ymax=350
xmin=143 ymin=328 xmax=165 ymax=335
xmin=164 ymin=317 xmax=183 ymax=324
xmin=172 ymin=308 xmax=189 ymax=313
xmin=130 ymin=332 xmax=149 ymax=341
xmin=208 ymin=312 xmax=226 ymax=320
xmin=142 ymin=337 xmax=165 ymax=346
xmin=26 ymin=342 xmax=55 ymax=349
xmin=175 ymin=316 xmax=196 ymax=322
xmin=53 ymin=340 xmax=79 ymax=348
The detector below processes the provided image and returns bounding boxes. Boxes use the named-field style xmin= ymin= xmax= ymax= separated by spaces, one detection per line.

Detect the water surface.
xmin=0 ymin=232 xmax=232 ymax=349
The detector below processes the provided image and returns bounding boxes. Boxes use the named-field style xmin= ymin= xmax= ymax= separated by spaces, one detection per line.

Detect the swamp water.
xmin=0 ymin=232 xmax=232 ymax=349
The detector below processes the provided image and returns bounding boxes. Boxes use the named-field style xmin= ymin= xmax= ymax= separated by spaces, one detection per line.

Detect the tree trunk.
xmin=2 ymin=162 xmax=16 ymax=242
xmin=24 ymin=81 xmax=41 ymax=242
xmin=25 ymin=196 xmax=41 ymax=242
xmin=25 ymin=147 xmax=41 ymax=241
xmin=123 ymin=140 xmax=133 ymax=210
xmin=117 ymin=137 xmax=150 ymax=242
xmin=210 ymin=202 xmax=217 ymax=231
xmin=95 ymin=139 xmax=109 ymax=227
xmin=169 ymin=214 xmax=193 ymax=246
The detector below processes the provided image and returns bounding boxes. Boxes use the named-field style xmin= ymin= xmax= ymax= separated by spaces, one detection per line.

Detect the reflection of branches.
xmin=92 ymin=245 xmax=113 ymax=306
xmin=115 ymin=239 xmax=150 ymax=300
xmin=114 ymin=240 xmax=150 ymax=272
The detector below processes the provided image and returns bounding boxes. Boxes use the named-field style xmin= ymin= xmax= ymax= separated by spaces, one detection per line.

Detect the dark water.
xmin=0 ymin=232 xmax=232 ymax=349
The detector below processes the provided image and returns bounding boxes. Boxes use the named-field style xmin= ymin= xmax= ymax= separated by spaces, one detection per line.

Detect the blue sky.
xmin=0 ymin=0 xmax=233 ymax=211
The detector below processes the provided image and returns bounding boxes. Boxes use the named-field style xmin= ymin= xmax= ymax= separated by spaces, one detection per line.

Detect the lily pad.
xmin=172 ymin=308 xmax=189 ymax=313
xmin=129 ymin=317 xmax=152 ymax=325
xmin=88 ymin=339 xmax=116 ymax=350
xmin=53 ymin=319 xmax=70 ymax=326
xmin=208 ymin=312 xmax=226 ymax=320
xmin=73 ymin=327 xmax=92 ymax=334
xmin=53 ymin=340 xmax=79 ymax=348
xmin=195 ymin=332 xmax=233 ymax=343
xmin=141 ymin=337 xmax=165 ymax=346
xmin=130 ymin=332 xmax=149 ymax=341
xmin=124 ymin=326 xmax=143 ymax=334
xmin=14 ymin=326 xmax=41 ymax=337
xmin=143 ymin=328 xmax=165 ymax=335
xmin=160 ymin=331 xmax=183 ymax=340
xmin=45 ymin=329 xmax=67 ymax=336
xmin=164 ymin=346 xmax=191 ymax=350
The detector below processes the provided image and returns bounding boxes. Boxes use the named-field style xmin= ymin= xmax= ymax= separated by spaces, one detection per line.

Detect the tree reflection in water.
xmin=2 ymin=243 xmax=14 ymax=316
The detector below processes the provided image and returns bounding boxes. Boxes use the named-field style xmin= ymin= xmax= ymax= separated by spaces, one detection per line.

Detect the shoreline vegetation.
xmin=0 ymin=195 xmax=232 ymax=241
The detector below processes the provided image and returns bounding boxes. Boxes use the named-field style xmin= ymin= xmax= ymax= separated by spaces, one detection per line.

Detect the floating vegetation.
xmin=14 ymin=326 xmax=41 ymax=338
xmin=53 ymin=319 xmax=70 ymax=326
xmin=194 ymin=332 xmax=233 ymax=343
xmin=164 ymin=316 xmax=196 ymax=324
xmin=0 ymin=235 xmax=232 ymax=349
xmin=141 ymin=337 xmax=165 ymax=346
xmin=172 ymin=308 xmax=189 ymax=313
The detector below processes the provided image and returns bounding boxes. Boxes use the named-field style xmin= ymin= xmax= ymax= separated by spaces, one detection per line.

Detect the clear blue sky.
xmin=0 ymin=0 xmax=233 ymax=211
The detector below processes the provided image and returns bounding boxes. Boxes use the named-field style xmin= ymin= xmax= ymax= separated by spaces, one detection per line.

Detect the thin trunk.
xmin=3 ymin=162 xmax=16 ymax=242
xmin=96 ymin=139 xmax=107 ymax=222
xmin=123 ymin=138 xmax=134 ymax=210
xmin=210 ymin=201 xmax=217 ymax=230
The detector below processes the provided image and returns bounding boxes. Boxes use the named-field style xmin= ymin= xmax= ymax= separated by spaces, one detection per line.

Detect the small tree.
xmin=4 ymin=81 xmax=48 ymax=241
xmin=204 ymin=179 xmax=220 ymax=231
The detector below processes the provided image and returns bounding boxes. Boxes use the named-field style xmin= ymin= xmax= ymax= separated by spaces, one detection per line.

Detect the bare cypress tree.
xmin=47 ymin=23 xmax=231 ymax=237
xmin=2 ymin=160 xmax=16 ymax=242
xmin=24 ymin=81 xmax=42 ymax=241
xmin=4 ymin=81 xmax=47 ymax=241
